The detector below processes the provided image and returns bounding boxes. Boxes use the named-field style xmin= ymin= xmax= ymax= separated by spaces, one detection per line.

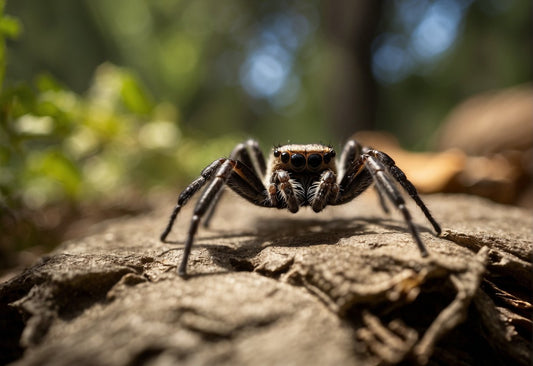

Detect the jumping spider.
xmin=161 ymin=139 xmax=442 ymax=276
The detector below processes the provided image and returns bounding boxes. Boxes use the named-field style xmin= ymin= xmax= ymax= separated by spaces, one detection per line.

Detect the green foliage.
xmin=0 ymin=2 xmax=245 ymax=215
xmin=6 ymin=0 xmax=331 ymax=145
xmin=0 ymin=60 xmax=240 ymax=210
xmin=1 ymin=0 xmax=530 ymax=211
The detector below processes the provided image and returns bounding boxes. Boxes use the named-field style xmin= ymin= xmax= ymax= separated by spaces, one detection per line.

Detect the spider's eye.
xmin=280 ymin=152 xmax=290 ymax=163
xmin=291 ymin=153 xmax=306 ymax=168
xmin=273 ymin=150 xmax=280 ymax=157
xmin=308 ymin=154 xmax=322 ymax=168
xmin=323 ymin=149 xmax=336 ymax=164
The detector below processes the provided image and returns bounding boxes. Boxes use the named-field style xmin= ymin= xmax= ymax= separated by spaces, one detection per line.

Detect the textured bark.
xmin=1 ymin=194 xmax=531 ymax=365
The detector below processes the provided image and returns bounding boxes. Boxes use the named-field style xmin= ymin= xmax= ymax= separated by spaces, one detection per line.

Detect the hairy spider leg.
xmin=361 ymin=151 xmax=430 ymax=257
xmin=374 ymin=187 xmax=391 ymax=214
xmin=335 ymin=144 xmax=375 ymax=204
xmin=340 ymin=140 xmax=390 ymax=213
xmin=161 ymin=154 xmax=271 ymax=276
xmin=238 ymin=139 xmax=268 ymax=178
xmin=203 ymin=139 xmax=267 ymax=227
xmin=177 ymin=159 xmax=234 ymax=275
xmin=179 ymin=159 xmax=271 ymax=276
xmin=160 ymin=158 xmax=226 ymax=242
xmin=338 ymin=139 xmax=363 ymax=177
xmin=368 ymin=149 xmax=442 ymax=235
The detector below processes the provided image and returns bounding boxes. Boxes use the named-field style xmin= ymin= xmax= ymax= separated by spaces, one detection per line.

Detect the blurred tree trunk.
xmin=323 ymin=1 xmax=382 ymax=139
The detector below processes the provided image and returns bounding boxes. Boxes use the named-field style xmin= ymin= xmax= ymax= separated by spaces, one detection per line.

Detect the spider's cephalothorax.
xmin=161 ymin=139 xmax=442 ymax=277
xmin=267 ymin=144 xmax=339 ymax=211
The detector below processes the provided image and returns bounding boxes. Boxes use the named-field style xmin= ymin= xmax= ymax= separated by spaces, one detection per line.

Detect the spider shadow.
xmin=201 ymin=214 xmax=434 ymax=244
xmin=175 ymin=215 xmax=436 ymax=274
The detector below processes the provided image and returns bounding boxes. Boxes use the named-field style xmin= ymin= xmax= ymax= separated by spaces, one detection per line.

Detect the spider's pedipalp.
xmin=310 ymin=170 xmax=339 ymax=212
xmin=273 ymin=170 xmax=300 ymax=213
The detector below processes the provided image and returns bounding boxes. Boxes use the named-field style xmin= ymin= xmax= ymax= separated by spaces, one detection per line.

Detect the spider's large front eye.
xmin=291 ymin=153 xmax=306 ymax=168
xmin=308 ymin=154 xmax=322 ymax=168
xmin=280 ymin=152 xmax=290 ymax=163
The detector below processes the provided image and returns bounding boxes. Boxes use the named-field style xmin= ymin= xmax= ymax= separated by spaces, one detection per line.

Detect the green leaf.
xmin=0 ymin=15 xmax=22 ymax=39
xmin=29 ymin=149 xmax=82 ymax=199
xmin=120 ymin=72 xmax=153 ymax=115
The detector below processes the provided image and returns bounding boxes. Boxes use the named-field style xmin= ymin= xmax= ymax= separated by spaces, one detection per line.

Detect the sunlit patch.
xmin=16 ymin=115 xmax=54 ymax=135
xmin=83 ymin=157 xmax=122 ymax=193
xmin=138 ymin=120 xmax=180 ymax=149
xmin=64 ymin=126 xmax=100 ymax=158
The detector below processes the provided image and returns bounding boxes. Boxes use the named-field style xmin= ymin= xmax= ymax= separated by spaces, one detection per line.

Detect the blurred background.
xmin=0 ymin=0 xmax=531 ymax=275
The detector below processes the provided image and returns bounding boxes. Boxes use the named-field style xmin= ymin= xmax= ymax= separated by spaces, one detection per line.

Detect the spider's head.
xmin=271 ymin=144 xmax=336 ymax=173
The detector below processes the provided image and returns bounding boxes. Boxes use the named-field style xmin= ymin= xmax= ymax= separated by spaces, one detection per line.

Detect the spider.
xmin=161 ymin=139 xmax=442 ymax=277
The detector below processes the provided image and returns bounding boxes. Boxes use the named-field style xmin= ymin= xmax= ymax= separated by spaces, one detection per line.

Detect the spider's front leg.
xmin=175 ymin=159 xmax=238 ymax=276
xmin=339 ymin=139 xmax=389 ymax=213
xmin=203 ymin=139 xmax=267 ymax=227
xmin=161 ymin=152 xmax=271 ymax=277
xmin=159 ymin=158 xmax=237 ymax=275
xmin=366 ymin=150 xmax=441 ymax=235
xmin=160 ymin=158 xmax=226 ymax=242
xmin=362 ymin=150 xmax=441 ymax=257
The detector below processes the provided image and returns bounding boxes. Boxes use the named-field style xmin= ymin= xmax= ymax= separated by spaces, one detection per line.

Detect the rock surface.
xmin=1 ymin=193 xmax=532 ymax=365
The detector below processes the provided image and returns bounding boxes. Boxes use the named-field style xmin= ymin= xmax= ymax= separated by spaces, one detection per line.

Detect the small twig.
xmin=358 ymin=310 xmax=418 ymax=364
xmin=414 ymin=246 xmax=489 ymax=364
